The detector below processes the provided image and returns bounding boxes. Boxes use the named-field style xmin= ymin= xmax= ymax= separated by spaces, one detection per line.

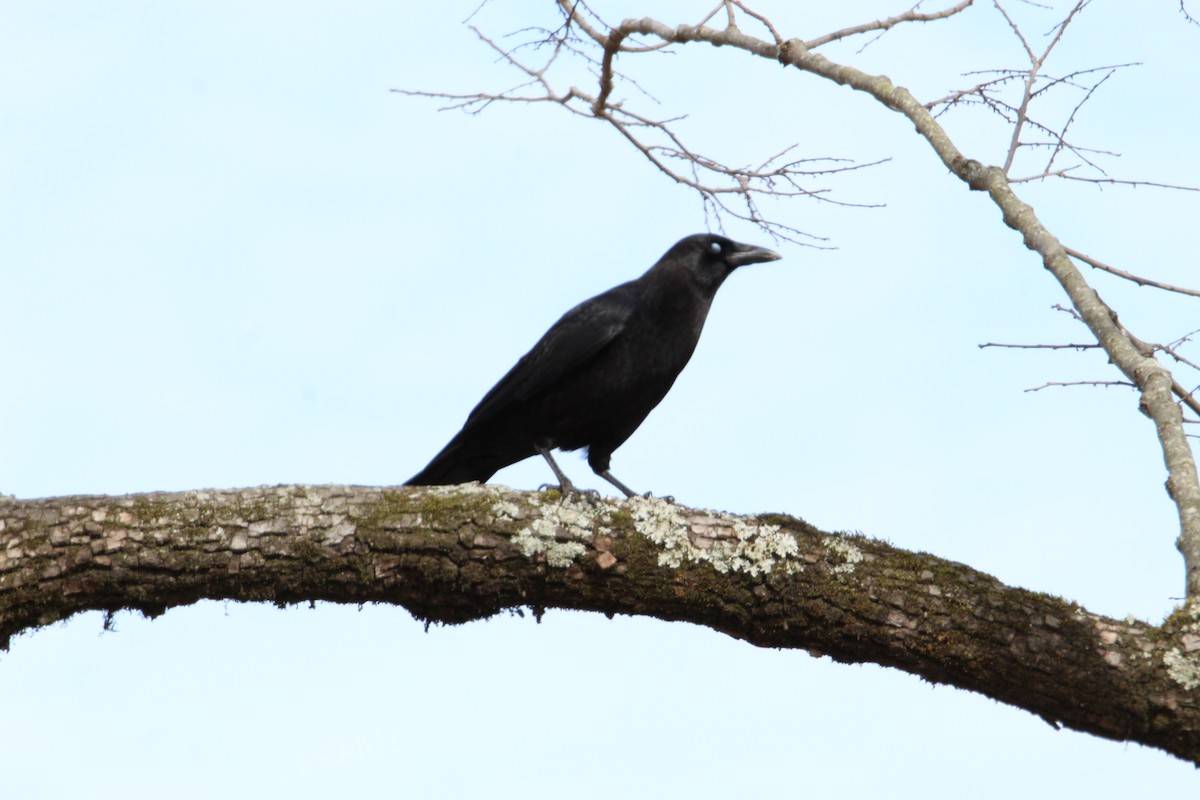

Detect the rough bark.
xmin=2 ymin=484 xmax=1199 ymax=763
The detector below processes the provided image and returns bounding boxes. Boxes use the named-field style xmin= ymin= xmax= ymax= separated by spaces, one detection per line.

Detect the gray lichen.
xmin=511 ymin=493 xmax=607 ymax=568
xmin=1163 ymin=649 xmax=1200 ymax=691
xmin=626 ymin=496 xmax=800 ymax=577
xmin=827 ymin=537 xmax=864 ymax=575
xmin=512 ymin=521 xmax=588 ymax=567
xmin=1163 ymin=601 xmax=1200 ymax=690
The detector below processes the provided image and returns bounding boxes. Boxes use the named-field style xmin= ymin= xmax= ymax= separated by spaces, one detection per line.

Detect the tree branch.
xmin=555 ymin=5 xmax=1200 ymax=600
xmin=3 ymin=485 xmax=1199 ymax=762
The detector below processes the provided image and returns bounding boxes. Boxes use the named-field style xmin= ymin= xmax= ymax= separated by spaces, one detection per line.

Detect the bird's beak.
xmin=726 ymin=242 xmax=782 ymax=267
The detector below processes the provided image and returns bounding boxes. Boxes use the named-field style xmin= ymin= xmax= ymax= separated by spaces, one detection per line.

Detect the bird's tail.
xmin=404 ymin=435 xmax=532 ymax=487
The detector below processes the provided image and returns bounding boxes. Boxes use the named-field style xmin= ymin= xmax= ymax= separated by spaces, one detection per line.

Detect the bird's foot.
xmin=537 ymin=482 xmax=602 ymax=503
xmin=640 ymin=492 xmax=675 ymax=504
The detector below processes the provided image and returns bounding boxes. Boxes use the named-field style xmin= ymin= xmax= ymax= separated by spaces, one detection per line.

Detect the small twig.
xmin=996 ymin=1 xmax=1090 ymax=174
xmin=1181 ymin=0 xmax=1199 ymax=26
xmin=1064 ymin=246 xmax=1200 ymax=298
xmin=1053 ymin=174 xmax=1200 ymax=192
xmin=804 ymin=0 xmax=975 ymax=49
xmin=1012 ymin=167 xmax=1200 ymax=187
xmin=925 ymin=71 xmax=1025 ymax=110
xmin=1024 ymin=380 xmax=1135 ymax=393
xmin=979 ymin=341 xmax=1098 ymax=350
xmin=1158 ymin=337 xmax=1200 ymax=374
xmin=1044 ymin=67 xmax=1113 ymax=174
xmin=729 ymin=1 xmax=784 ymax=45
xmin=1173 ymin=379 xmax=1200 ymax=419
xmin=694 ymin=2 xmax=724 ymax=29
xmin=932 ymin=59 xmax=1136 ymax=186
xmin=995 ymin=2 xmax=1036 ymax=173
xmin=1030 ymin=62 xmax=1140 ymax=99
xmin=1169 ymin=328 xmax=1200 ymax=351
xmin=1051 ymin=303 xmax=1084 ymax=323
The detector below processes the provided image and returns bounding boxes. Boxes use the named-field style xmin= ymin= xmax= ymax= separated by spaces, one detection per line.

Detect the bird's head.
xmin=662 ymin=233 xmax=782 ymax=292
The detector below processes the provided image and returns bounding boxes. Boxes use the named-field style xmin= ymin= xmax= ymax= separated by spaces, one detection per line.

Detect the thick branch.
xmin=2 ymin=485 xmax=1199 ymax=763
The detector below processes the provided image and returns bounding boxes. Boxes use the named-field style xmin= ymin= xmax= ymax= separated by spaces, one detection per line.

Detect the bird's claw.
xmin=537 ymin=483 xmax=602 ymax=503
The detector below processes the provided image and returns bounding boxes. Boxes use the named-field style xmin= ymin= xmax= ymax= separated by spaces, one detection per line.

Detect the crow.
xmin=405 ymin=233 xmax=781 ymax=497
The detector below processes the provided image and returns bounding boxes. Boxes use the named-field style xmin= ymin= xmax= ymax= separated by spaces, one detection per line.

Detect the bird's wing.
xmin=463 ymin=285 xmax=636 ymax=429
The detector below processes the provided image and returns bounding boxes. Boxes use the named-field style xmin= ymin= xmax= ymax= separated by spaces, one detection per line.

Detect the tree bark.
xmin=2 ymin=484 xmax=1198 ymax=763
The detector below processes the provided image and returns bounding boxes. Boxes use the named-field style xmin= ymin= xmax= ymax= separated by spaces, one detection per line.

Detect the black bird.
xmin=405 ymin=233 xmax=781 ymax=497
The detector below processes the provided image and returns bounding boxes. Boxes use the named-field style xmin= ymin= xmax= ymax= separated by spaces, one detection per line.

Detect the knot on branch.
xmin=777 ymin=38 xmax=805 ymax=66
xmin=953 ymin=157 xmax=991 ymax=190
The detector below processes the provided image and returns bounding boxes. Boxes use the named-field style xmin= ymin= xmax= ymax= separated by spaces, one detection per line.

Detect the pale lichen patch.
xmin=827 ymin=537 xmax=864 ymax=575
xmin=1162 ymin=600 xmax=1200 ymax=690
xmin=513 ymin=520 xmax=588 ymax=567
xmin=492 ymin=499 xmax=522 ymax=521
xmin=626 ymin=497 xmax=800 ymax=577
xmin=511 ymin=493 xmax=608 ymax=568
xmin=1164 ymin=649 xmax=1200 ymax=691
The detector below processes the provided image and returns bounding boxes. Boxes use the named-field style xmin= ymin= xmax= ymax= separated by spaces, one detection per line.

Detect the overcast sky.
xmin=3 ymin=2 xmax=1199 ymax=796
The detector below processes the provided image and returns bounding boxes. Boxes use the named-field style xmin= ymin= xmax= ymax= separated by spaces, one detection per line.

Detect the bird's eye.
xmin=709 ymin=241 xmax=722 ymax=255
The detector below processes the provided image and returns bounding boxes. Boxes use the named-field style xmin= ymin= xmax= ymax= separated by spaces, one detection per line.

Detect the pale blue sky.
xmin=2 ymin=2 xmax=1198 ymax=796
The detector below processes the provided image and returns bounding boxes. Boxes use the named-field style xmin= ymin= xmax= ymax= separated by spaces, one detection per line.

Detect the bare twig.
xmin=1183 ymin=1 xmax=1200 ymax=27
xmin=1174 ymin=379 xmax=1200 ymax=419
xmin=978 ymin=341 xmax=1098 ymax=350
xmin=1052 ymin=174 xmax=1200 ymax=191
xmin=928 ymin=9 xmax=1156 ymax=192
xmin=1169 ymin=329 xmax=1200 ymax=352
xmin=996 ymin=0 xmax=1090 ymax=174
xmin=1064 ymin=246 xmax=1200 ymax=298
xmin=930 ymin=61 xmax=1142 ymax=185
xmin=926 ymin=70 xmax=1026 ymax=110
xmin=986 ymin=341 xmax=1199 ymax=418
xmin=1051 ymin=303 xmax=1084 ymax=323
xmin=1024 ymin=380 xmax=1135 ymax=392
xmin=728 ymin=1 xmax=785 ymax=45
xmin=804 ymin=0 xmax=975 ymax=49
xmin=1043 ymin=66 xmax=1112 ymax=174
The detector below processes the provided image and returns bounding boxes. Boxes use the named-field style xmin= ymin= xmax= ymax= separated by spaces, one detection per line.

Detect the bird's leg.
xmin=597 ymin=468 xmax=673 ymax=502
xmin=596 ymin=470 xmax=639 ymax=499
xmin=535 ymin=445 xmax=590 ymax=497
